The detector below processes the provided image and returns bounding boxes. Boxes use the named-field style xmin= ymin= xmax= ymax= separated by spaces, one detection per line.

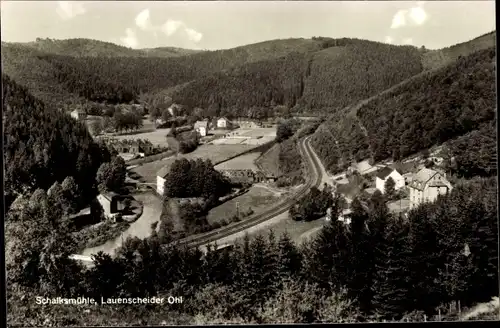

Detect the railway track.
xmin=171 ymin=135 xmax=323 ymax=250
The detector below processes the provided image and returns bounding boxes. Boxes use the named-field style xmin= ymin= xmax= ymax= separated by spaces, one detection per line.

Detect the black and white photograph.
xmin=1 ymin=0 xmax=498 ymax=325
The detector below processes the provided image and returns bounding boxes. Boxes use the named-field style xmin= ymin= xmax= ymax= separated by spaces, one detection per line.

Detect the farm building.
xmin=217 ymin=117 xmax=233 ymax=129
xmin=194 ymin=120 xmax=209 ymax=137
xmin=70 ymin=108 xmax=87 ymax=121
xmin=97 ymin=192 xmax=124 ymax=219
xmin=408 ymin=168 xmax=453 ymax=209
xmin=156 ymin=166 xmax=170 ymax=195
xmin=375 ymin=167 xmax=405 ymax=194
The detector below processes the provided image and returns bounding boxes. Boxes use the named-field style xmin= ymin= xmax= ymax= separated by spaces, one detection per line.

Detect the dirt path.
xmin=81 ymin=192 xmax=163 ymax=257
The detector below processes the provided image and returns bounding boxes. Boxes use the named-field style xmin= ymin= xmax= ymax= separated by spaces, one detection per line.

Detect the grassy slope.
xmin=255 ymin=143 xmax=282 ymax=177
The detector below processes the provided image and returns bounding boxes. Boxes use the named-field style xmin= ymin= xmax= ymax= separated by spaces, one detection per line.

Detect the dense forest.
xmin=2 ymin=74 xmax=111 ymax=209
xmin=16 ymin=38 xmax=203 ymax=58
xmin=445 ymin=120 xmax=497 ymax=178
xmin=3 ymin=38 xmax=424 ymax=116
xmin=6 ymin=176 xmax=497 ymax=325
xmin=171 ymin=42 xmax=423 ymax=117
xmin=1 ymin=38 xmax=324 ymax=108
xmin=311 ymin=47 xmax=496 ymax=173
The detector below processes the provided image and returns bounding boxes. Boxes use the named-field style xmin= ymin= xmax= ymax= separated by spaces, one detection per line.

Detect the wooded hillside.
xmin=2 ymin=74 xmax=111 ymax=208
xmin=13 ymin=38 xmax=203 ymax=58
xmin=2 ymin=37 xmax=424 ymax=116
xmin=311 ymin=47 xmax=496 ymax=174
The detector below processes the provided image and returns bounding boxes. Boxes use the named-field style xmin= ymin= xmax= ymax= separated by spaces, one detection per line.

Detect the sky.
xmin=0 ymin=1 xmax=496 ymax=50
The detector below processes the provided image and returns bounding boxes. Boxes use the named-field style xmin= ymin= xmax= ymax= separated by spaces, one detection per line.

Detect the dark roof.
xmin=376 ymin=167 xmax=394 ymax=179
xmin=100 ymin=191 xmax=119 ymax=201
xmin=157 ymin=164 xmax=172 ymax=178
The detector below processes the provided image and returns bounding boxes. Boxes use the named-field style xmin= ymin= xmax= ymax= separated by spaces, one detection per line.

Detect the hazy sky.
xmin=1 ymin=1 xmax=496 ymax=50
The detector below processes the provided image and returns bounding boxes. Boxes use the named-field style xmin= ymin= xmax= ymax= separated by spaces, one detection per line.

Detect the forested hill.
xmin=0 ymin=37 xmax=327 ymax=108
xmin=4 ymin=38 xmax=202 ymax=58
xmin=1 ymin=37 xmax=426 ymax=115
xmin=311 ymin=46 xmax=496 ymax=174
xmin=421 ymin=31 xmax=496 ymax=70
xmin=1 ymin=32 xmax=495 ymax=117
xmin=171 ymin=40 xmax=424 ymax=117
xmin=2 ymin=73 xmax=111 ymax=208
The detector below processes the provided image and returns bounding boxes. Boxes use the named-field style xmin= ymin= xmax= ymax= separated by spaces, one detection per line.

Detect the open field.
xmin=93 ymin=119 xmax=171 ymax=147
xmin=236 ymin=127 xmax=276 ymax=137
xmin=214 ymin=152 xmax=261 ymax=171
xmin=213 ymin=127 xmax=276 ymax=146
xmin=207 ymin=184 xmax=283 ymax=225
xmin=110 ymin=128 xmax=171 ymax=147
xmin=132 ymin=144 xmax=256 ymax=184
xmin=241 ymin=136 xmax=275 ymax=145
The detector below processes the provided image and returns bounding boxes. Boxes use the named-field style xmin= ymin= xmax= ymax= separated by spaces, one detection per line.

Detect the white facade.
xmin=409 ymin=169 xmax=453 ymax=209
xmin=196 ymin=126 xmax=207 ymax=137
xmin=157 ymin=176 xmax=166 ymax=195
xmin=70 ymin=109 xmax=86 ymax=121
xmin=375 ymin=170 xmax=405 ymax=194
xmin=217 ymin=118 xmax=228 ymax=128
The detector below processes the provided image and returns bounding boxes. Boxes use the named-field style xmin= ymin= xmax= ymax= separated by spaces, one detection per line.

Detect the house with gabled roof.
xmin=217 ymin=117 xmax=232 ymax=129
xmin=408 ymin=168 xmax=453 ymax=209
xmin=194 ymin=120 xmax=209 ymax=137
xmin=375 ymin=167 xmax=405 ymax=194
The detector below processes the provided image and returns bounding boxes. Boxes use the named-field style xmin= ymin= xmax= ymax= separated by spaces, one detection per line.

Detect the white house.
xmin=375 ymin=167 xmax=405 ymax=194
xmin=96 ymin=192 xmax=122 ymax=219
xmin=338 ymin=209 xmax=352 ymax=225
xmin=156 ymin=165 xmax=170 ymax=195
xmin=409 ymin=168 xmax=453 ymax=209
xmin=194 ymin=120 xmax=209 ymax=137
xmin=70 ymin=108 xmax=86 ymax=121
xmin=217 ymin=117 xmax=232 ymax=129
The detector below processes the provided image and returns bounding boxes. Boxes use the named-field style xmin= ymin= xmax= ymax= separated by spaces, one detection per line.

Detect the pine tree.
xmin=406 ymin=205 xmax=444 ymax=313
xmin=346 ymin=198 xmax=373 ymax=313
xmin=371 ymin=217 xmax=411 ymax=320
xmin=308 ymin=219 xmax=350 ymax=294
xmin=277 ymin=232 xmax=303 ymax=283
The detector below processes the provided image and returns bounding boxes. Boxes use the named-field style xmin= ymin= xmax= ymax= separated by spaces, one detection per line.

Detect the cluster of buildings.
xmin=332 ymin=165 xmax=454 ymax=225
xmin=374 ymin=166 xmax=453 ymax=209
xmin=194 ymin=117 xmax=234 ymax=137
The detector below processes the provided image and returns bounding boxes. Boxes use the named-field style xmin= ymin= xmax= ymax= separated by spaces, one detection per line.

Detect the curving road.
xmin=171 ymin=135 xmax=324 ymax=250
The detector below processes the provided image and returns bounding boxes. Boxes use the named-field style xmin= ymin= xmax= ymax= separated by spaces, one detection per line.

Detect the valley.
xmin=3 ymin=13 xmax=497 ymax=325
